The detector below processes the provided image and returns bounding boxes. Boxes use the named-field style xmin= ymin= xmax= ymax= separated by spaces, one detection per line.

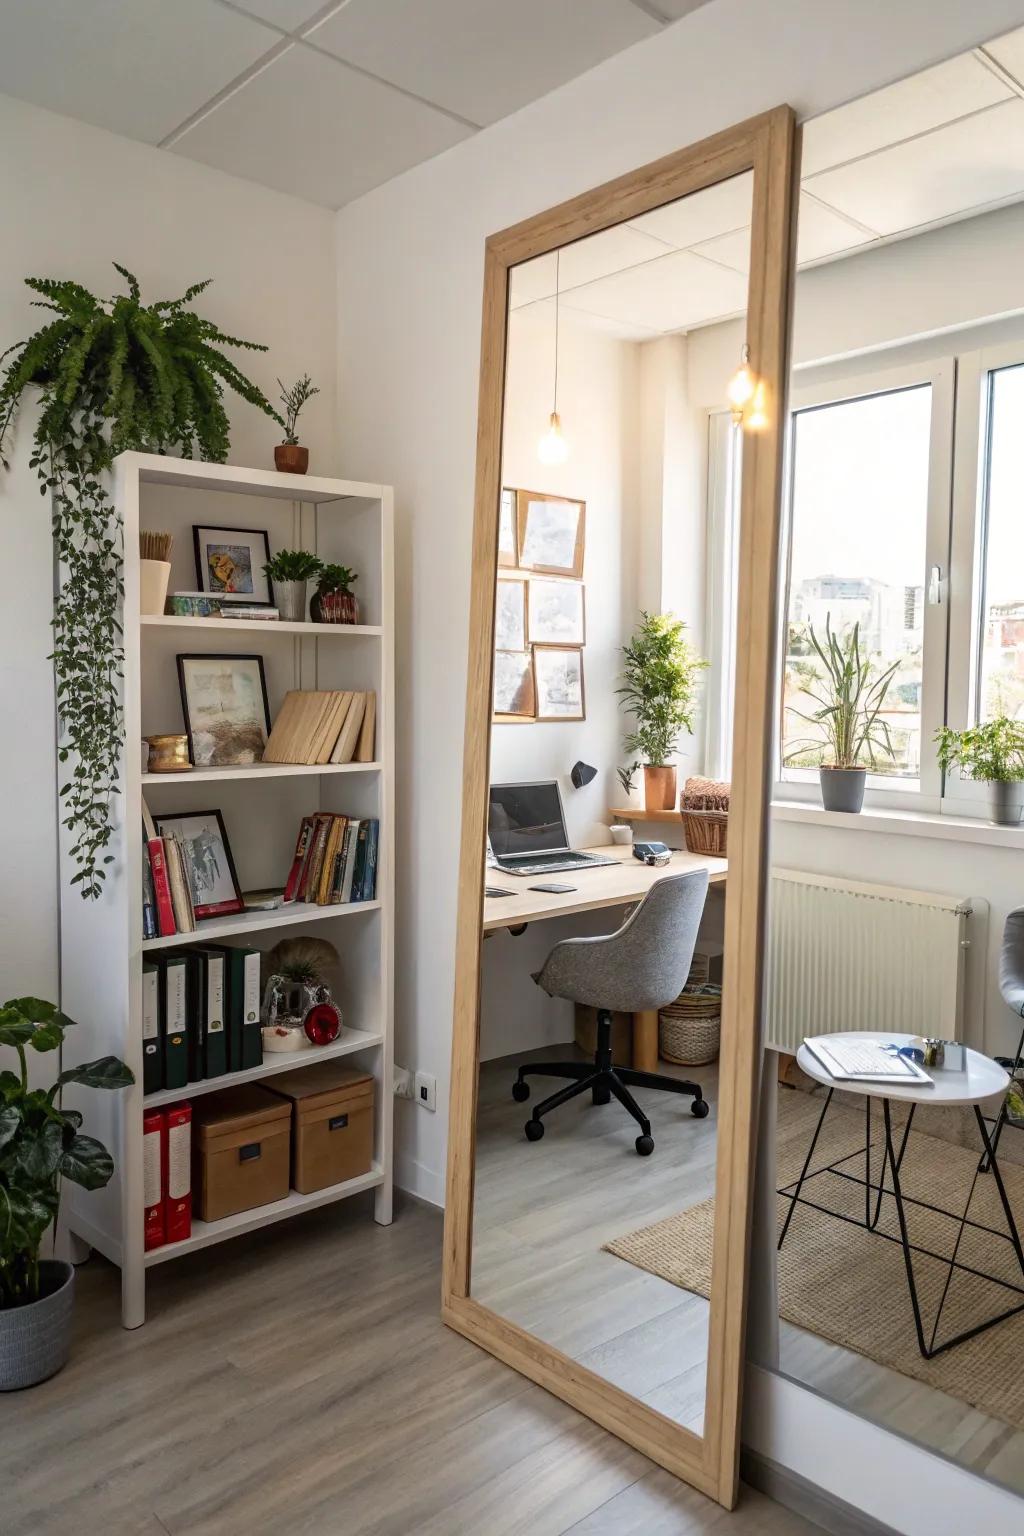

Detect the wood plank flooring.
xmin=0 ymin=1191 xmax=819 ymax=1536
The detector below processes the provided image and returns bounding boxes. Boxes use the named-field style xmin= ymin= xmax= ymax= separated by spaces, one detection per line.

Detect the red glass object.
xmin=304 ymin=1001 xmax=341 ymax=1045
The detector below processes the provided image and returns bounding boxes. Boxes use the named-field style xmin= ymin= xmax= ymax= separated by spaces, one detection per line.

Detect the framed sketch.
xmin=498 ymin=488 xmax=518 ymax=568
xmin=495 ymin=578 xmax=527 ymax=651
xmin=177 ymin=653 xmax=271 ymax=767
xmin=533 ymin=645 xmax=585 ymax=721
xmin=528 ymin=578 xmax=585 ymax=646
xmin=193 ymin=525 xmax=272 ymax=604
xmin=516 ymin=491 xmax=585 ymax=578
xmin=492 ymin=650 xmax=536 ymax=721
xmin=154 ymin=809 xmax=243 ymax=919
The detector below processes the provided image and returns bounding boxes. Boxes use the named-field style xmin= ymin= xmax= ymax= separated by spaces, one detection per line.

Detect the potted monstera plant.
xmin=0 ymin=997 xmax=132 ymax=1389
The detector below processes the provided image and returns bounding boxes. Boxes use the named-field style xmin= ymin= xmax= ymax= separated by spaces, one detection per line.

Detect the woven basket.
xmin=679 ymin=776 xmax=729 ymax=857
xmin=659 ymin=976 xmax=722 ymax=1066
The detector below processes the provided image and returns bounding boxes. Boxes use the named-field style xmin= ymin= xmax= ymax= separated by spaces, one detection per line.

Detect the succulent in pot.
xmin=263 ymin=548 xmax=323 ymax=623
xmin=274 ymin=373 xmax=320 ymax=475
xmin=0 ymin=997 xmax=133 ymax=1389
xmin=617 ymin=611 xmax=707 ymax=812
xmin=936 ymin=718 xmax=1024 ymax=826
xmin=310 ymin=564 xmax=359 ymax=625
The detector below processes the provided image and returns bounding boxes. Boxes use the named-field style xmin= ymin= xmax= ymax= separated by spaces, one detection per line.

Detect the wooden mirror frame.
xmin=443 ymin=106 xmax=799 ymax=1511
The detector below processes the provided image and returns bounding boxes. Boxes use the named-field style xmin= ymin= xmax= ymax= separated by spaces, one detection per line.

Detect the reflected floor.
xmin=473 ymin=1044 xmax=718 ymax=1434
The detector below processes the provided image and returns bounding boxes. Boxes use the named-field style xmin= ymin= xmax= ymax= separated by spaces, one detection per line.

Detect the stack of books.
xmin=284 ymin=814 xmax=380 ymax=906
xmin=142 ymin=803 xmax=195 ymax=940
xmin=142 ymin=946 xmax=262 ymax=1095
xmin=263 ymin=689 xmax=376 ymax=766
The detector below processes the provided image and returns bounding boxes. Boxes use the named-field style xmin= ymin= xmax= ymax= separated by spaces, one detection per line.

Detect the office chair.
xmin=513 ymin=869 xmax=711 ymax=1155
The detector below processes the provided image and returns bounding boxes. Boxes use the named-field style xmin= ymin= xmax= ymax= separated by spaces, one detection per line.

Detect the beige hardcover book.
xmin=313 ymin=691 xmax=353 ymax=764
xmin=265 ymin=691 xmax=328 ymax=763
xmin=355 ymin=691 xmax=376 ymax=763
xmin=165 ymin=836 xmax=195 ymax=933
xmin=330 ymin=691 xmax=367 ymax=765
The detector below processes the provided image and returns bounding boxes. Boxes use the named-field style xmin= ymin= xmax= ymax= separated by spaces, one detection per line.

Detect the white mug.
xmin=609 ymin=824 xmax=633 ymax=846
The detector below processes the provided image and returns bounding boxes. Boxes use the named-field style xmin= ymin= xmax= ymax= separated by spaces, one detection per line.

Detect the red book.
xmin=283 ymin=816 xmax=315 ymax=903
xmin=163 ymin=1102 xmax=192 ymax=1245
xmin=147 ymin=838 xmax=177 ymax=937
xmin=143 ymin=1108 xmax=165 ymax=1251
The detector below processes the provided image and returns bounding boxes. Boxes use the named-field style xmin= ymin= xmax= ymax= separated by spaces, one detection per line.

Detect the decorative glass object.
xmin=261 ymin=974 xmax=341 ymax=1053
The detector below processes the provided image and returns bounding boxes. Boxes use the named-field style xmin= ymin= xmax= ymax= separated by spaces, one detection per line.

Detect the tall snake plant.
xmin=786 ymin=614 xmax=898 ymax=770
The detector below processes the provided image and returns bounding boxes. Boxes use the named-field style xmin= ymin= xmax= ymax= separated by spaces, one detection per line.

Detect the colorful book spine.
xmin=142 ymin=843 xmax=157 ymax=940
xmin=283 ymin=816 xmax=314 ymax=903
xmin=163 ymin=1102 xmax=192 ymax=1245
xmin=148 ymin=838 xmax=177 ymax=937
xmin=361 ymin=820 xmax=379 ymax=902
xmin=143 ymin=1108 xmax=165 ymax=1251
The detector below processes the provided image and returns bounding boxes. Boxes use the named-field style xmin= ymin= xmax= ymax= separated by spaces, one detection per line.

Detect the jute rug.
xmin=604 ymin=1088 xmax=1024 ymax=1429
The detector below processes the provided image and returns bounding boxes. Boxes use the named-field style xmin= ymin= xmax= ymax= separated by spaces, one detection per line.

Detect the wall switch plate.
xmin=393 ymin=1066 xmax=414 ymax=1100
xmin=415 ymin=1071 xmax=437 ymax=1112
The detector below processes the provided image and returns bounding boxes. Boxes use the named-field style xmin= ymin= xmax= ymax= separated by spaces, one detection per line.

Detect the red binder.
xmin=143 ymin=1108 xmax=165 ymax=1250
xmin=163 ymin=1101 xmax=192 ymax=1245
xmin=147 ymin=838 xmax=177 ymax=937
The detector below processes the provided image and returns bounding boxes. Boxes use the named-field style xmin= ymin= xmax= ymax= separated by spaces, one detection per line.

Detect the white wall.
xmin=0 ymin=93 xmax=338 ymax=1009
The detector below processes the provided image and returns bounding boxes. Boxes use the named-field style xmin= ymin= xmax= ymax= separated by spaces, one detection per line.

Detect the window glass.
xmin=977 ymin=363 xmax=1024 ymax=721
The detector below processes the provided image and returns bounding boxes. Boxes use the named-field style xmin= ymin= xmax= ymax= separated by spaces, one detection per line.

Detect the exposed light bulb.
xmin=746 ymin=381 xmax=768 ymax=431
xmin=538 ymin=410 xmax=569 ymax=465
xmin=727 ymin=342 xmax=755 ymax=420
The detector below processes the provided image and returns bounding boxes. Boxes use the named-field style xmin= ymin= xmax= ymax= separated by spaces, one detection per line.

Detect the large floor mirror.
xmin=444 ymin=110 xmax=798 ymax=1509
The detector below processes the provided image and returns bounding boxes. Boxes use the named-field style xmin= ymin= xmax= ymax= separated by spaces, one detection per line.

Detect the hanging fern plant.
xmin=0 ymin=264 xmax=284 ymax=897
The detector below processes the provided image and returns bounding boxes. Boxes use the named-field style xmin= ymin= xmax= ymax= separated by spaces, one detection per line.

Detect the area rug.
xmin=604 ymin=1088 xmax=1024 ymax=1429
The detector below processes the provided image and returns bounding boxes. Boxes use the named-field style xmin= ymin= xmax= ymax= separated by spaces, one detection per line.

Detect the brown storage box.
xmin=267 ymin=1064 xmax=375 ymax=1194
xmin=191 ymin=1084 xmax=292 ymax=1222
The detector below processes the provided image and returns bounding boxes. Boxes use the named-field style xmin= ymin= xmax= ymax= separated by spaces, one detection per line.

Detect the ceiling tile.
xmin=513 ymin=295 xmax=658 ymax=343
xmin=230 ymin=0 xmax=328 ymax=30
xmin=0 ymin=0 xmax=278 ymax=145
xmin=804 ymin=99 xmax=1024 ymax=237
xmin=306 ymin=0 xmax=659 ymax=127
xmin=510 ymin=224 xmax=674 ymax=307
xmin=983 ymin=23 xmax=1024 ymax=88
xmin=170 ymin=43 xmax=471 ymax=208
xmin=627 ymin=172 xmax=754 ymax=250
xmin=801 ymin=53 xmax=1010 ymax=178
xmin=651 ymin=0 xmax=715 ymax=17
xmin=689 ymin=195 xmax=875 ymax=277
xmin=561 ymin=249 xmax=747 ymax=334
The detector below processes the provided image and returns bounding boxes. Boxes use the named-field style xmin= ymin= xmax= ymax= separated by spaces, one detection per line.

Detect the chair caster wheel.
xmin=512 ymin=1080 xmax=530 ymax=1102
xmin=635 ymin=1134 xmax=654 ymax=1156
xmin=691 ymin=1098 xmax=709 ymax=1118
xmin=525 ymin=1119 xmax=545 ymax=1142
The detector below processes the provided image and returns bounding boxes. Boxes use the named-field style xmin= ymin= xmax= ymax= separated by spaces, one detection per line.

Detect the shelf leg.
xmin=122 ymin=1258 xmax=146 ymax=1330
xmin=374 ymin=1179 xmax=394 ymax=1226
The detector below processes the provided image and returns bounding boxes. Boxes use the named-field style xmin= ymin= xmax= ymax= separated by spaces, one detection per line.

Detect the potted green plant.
xmin=936 ymin=718 xmax=1024 ymax=826
xmin=310 ymin=564 xmax=359 ymax=625
xmin=0 ymin=997 xmax=133 ymax=1390
xmin=617 ymin=612 xmax=707 ymax=812
xmin=263 ymin=549 xmax=323 ymax=623
xmin=785 ymin=616 xmax=897 ymax=814
xmin=275 ymin=374 xmax=320 ymax=475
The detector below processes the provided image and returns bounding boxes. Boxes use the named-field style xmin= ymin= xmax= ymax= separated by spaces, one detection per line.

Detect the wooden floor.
xmin=0 ymin=1193 xmax=820 ymax=1536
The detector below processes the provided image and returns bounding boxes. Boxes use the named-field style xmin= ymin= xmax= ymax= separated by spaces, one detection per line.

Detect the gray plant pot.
xmin=819 ymin=766 xmax=866 ymax=814
xmin=990 ymin=779 xmax=1024 ymax=827
xmin=274 ymin=579 xmax=307 ymax=623
xmin=0 ymin=1260 xmax=74 ymax=1390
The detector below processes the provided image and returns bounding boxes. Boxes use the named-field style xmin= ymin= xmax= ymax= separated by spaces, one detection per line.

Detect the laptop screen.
xmin=488 ymin=781 xmax=568 ymax=858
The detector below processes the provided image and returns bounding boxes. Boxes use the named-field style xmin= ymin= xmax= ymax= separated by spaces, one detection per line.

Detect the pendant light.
xmin=538 ymin=250 xmax=569 ymax=465
xmin=727 ymin=341 xmax=756 ymax=421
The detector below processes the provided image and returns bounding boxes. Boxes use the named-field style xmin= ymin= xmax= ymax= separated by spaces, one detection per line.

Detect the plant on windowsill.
xmin=263 ymin=548 xmax=324 ymax=623
xmin=310 ymin=563 xmax=359 ymax=625
xmin=785 ymin=615 xmax=898 ymax=814
xmin=275 ymin=373 xmax=320 ymax=475
xmin=0 ymin=997 xmax=133 ymax=1389
xmin=617 ymin=612 xmax=708 ymax=813
xmin=935 ymin=718 xmax=1024 ymax=827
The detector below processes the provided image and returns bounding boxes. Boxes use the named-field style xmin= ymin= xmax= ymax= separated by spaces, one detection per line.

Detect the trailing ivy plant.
xmin=0 ymin=265 xmax=283 ymax=897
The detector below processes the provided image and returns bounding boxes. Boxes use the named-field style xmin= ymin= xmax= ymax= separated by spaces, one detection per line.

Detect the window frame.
xmin=704 ymin=409 xmax=742 ymax=781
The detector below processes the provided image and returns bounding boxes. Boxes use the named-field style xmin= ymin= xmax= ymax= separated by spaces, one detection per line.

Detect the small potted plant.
xmin=936 ymin=717 xmax=1024 ymax=826
xmin=263 ymin=549 xmax=323 ymax=623
xmin=0 ymin=997 xmax=133 ymax=1389
xmin=275 ymin=374 xmax=320 ymax=475
xmin=786 ymin=616 xmax=897 ymax=814
xmin=617 ymin=612 xmax=707 ymax=812
xmin=310 ymin=564 xmax=359 ymax=625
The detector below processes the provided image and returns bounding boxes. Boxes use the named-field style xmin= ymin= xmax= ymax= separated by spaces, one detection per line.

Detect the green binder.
xmin=159 ymin=955 xmax=189 ymax=1092
xmin=194 ymin=948 xmax=228 ymax=1080
xmin=141 ymin=961 xmax=161 ymax=1094
xmin=226 ymin=946 xmax=263 ymax=1071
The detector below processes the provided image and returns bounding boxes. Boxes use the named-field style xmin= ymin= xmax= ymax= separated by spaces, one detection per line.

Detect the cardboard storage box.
xmin=191 ymin=1084 xmax=291 ymax=1222
xmin=267 ymin=1064 xmax=375 ymax=1194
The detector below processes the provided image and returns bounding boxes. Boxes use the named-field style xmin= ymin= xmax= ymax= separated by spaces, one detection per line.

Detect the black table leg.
xmin=779 ymin=1086 xmax=833 ymax=1251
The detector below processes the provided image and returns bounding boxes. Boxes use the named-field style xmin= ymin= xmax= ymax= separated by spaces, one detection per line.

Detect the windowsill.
xmin=771 ymin=799 xmax=1024 ymax=850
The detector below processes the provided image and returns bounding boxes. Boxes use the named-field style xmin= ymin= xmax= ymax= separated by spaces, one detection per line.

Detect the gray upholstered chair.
xmin=513 ymin=869 xmax=711 ymax=1155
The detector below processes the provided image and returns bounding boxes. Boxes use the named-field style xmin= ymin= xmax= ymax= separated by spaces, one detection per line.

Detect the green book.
xmin=194 ymin=948 xmax=228 ymax=1080
xmin=159 ymin=955 xmax=189 ymax=1092
xmin=226 ymin=946 xmax=262 ymax=1072
xmin=141 ymin=961 xmax=161 ymax=1095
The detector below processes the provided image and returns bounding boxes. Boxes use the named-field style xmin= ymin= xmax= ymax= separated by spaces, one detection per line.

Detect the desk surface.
xmin=483 ymin=845 xmax=727 ymax=932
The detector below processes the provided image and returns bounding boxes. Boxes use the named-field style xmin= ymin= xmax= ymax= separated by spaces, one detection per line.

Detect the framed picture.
xmin=516 ymin=491 xmax=585 ymax=578
xmin=533 ymin=645 xmax=585 ymax=721
xmin=498 ymin=488 xmax=518 ymax=568
xmin=193 ymin=525 xmax=272 ymax=604
xmin=154 ymin=809 xmax=243 ymax=919
xmin=495 ymin=577 xmax=527 ymax=651
xmin=528 ymin=578 xmax=585 ymax=646
xmin=492 ymin=650 xmax=536 ymax=721
xmin=177 ymin=653 xmax=271 ymax=767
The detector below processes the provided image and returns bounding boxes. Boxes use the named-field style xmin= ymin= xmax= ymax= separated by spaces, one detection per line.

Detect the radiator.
xmin=764 ymin=869 xmax=972 ymax=1054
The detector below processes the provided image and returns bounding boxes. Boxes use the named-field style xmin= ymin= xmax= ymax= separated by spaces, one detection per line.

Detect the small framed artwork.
xmin=154 ymin=809 xmax=243 ymax=919
xmin=516 ymin=491 xmax=585 ymax=579
xmin=177 ymin=653 xmax=272 ymax=767
xmin=528 ymin=578 xmax=585 ymax=646
xmin=533 ymin=645 xmax=585 ymax=721
xmin=193 ymin=526 xmax=272 ymax=604
xmin=493 ymin=650 xmax=536 ymax=721
xmin=498 ymin=488 xmax=518 ymax=568
xmin=495 ymin=577 xmax=527 ymax=651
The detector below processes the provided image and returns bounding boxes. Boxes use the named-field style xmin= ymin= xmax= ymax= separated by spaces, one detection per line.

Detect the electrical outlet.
xmin=393 ymin=1066 xmax=413 ymax=1100
xmin=415 ymin=1071 xmax=437 ymax=1112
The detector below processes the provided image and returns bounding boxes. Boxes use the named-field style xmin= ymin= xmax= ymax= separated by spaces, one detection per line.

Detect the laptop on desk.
xmin=488 ymin=780 xmax=619 ymax=877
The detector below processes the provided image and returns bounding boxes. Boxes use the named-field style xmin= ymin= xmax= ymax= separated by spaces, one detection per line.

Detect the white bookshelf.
xmin=59 ymin=452 xmax=395 ymax=1328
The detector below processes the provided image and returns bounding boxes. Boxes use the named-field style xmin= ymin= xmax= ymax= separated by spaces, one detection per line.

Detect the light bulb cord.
xmin=552 ymin=249 xmax=560 ymax=416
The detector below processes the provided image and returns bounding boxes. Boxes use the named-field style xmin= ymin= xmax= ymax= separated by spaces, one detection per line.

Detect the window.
xmin=976 ymin=363 xmax=1024 ymax=722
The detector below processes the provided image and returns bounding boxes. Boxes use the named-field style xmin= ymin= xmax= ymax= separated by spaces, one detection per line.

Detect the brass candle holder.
xmin=145 ymin=734 xmax=192 ymax=773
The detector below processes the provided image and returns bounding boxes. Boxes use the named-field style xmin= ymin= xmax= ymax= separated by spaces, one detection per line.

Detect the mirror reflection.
xmin=472 ymin=173 xmax=755 ymax=1431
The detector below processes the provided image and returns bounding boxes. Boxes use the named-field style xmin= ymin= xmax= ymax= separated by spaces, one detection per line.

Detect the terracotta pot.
xmin=275 ymin=443 xmax=309 ymax=475
xmin=643 ymin=764 xmax=677 ymax=813
xmin=310 ymin=589 xmax=358 ymax=624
